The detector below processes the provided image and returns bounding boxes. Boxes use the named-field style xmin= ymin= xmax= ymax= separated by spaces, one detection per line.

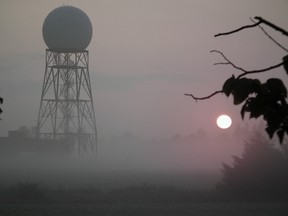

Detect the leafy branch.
xmin=185 ymin=16 xmax=288 ymax=143
xmin=184 ymin=50 xmax=284 ymax=101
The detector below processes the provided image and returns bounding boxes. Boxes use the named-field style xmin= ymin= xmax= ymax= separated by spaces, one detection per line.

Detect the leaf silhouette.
xmin=222 ymin=75 xmax=235 ymax=97
xmin=232 ymin=78 xmax=251 ymax=105
xmin=277 ymin=129 xmax=285 ymax=144
xmin=266 ymin=78 xmax=287 ymax=99
xmin=283 ymin=55 xmax=288 ymax=74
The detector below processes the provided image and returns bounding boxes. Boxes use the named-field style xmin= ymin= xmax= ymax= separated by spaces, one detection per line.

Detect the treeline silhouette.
xmin=216 ymin=132 xmax=288 ymax=201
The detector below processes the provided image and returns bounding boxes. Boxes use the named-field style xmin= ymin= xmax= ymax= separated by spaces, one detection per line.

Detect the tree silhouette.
xmin=216 ymin=132 xmax=288 ymax=201
xmin=185 ymin=17 xmax=288 ymax=144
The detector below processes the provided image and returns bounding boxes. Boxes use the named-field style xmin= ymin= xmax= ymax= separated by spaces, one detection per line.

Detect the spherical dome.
xmin=42 ymin=6 xmax=92 ymax=51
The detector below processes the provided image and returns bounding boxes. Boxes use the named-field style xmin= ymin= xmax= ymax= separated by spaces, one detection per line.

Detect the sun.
xmin=217 ymin=115 xmax=232 ymax=129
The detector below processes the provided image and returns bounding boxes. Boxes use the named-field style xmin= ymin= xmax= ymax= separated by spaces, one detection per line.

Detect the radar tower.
xmin=36 ymin=6 xmax=97 ymax=155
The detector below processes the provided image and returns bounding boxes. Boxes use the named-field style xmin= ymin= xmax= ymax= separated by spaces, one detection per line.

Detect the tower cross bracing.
xmin=36 ymin=49 xmax=97 ymax=154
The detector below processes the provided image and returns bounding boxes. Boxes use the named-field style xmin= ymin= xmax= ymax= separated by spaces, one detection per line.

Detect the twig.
xmin=184 ymin=90 xmax=223 ymax=101
xmin=211 ymin=50 xmax=247 ymax=73
xmin=211 ymin=50 xmax=284 ymax=78
xmin=249 ymin=17 xmax=288 ymax=52
xmin=214 ymin=21 xmax=261 ymax=37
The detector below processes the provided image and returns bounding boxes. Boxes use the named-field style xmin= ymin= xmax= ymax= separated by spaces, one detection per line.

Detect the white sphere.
xmin=42 ymin=6 xmax=92 ymax=51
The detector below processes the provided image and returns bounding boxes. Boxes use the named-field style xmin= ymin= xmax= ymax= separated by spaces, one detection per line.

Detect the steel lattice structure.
xmin=36 ymin=49 xmax=97 ymax=154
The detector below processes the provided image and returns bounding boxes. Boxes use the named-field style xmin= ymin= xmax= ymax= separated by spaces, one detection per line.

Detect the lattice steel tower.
xmin=36 ymin=6 xmax=97 ymax=154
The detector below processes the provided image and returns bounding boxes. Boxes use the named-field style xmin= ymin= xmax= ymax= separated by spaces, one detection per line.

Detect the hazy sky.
xmin=0 ymin=0 xmax=287 ymax=139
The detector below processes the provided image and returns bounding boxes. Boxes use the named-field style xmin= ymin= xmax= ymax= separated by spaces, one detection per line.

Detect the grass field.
xmin=0 ymin=180 xmax=288 ymax=216
xmin=0 ymin=168 xmax=287 ymax=216
xmin=1 ymin=202 xmax=287 ymax=216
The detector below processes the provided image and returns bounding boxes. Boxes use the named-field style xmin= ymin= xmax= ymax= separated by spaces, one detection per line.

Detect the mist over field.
xmin=0 ymin=129 xmax=245 ymax=190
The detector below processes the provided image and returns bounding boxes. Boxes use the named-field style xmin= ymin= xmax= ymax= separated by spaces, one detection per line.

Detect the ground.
xmin=0 ymin=202 xmax=287 ymax=216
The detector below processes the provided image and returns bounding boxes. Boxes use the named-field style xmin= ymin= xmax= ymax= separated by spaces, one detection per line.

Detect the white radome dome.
xmin=42 ymin=6 xmax=92 ymax=51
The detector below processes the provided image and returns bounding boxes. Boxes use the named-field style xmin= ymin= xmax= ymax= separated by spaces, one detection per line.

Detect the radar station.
xmin=36 ymin=6 xmax=97 ymax=155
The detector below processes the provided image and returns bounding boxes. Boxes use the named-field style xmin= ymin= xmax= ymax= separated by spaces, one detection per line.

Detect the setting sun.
xmin=216 ymin=115 xmax=232 ymax=129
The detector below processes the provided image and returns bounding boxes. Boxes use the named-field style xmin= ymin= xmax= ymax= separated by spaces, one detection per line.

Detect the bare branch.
xmin=211 ymin=50 xmax=247 ymax=73
xmin=184 ymin=90 xmax=223 ymax=101
xmin=211 ymin=50 xmax=284 ymax=78
xmin=237 ymin=62 xmax=284 ymax=78
xmin=254 ymin=16 xmax=288 ymax=37
xmin=250 ymin=18 xmax=288 ymax=53
xmin=214 ymin=21 xmax=261 ymax=37
xmin=215 ymin=16 xmax=288 ymax=38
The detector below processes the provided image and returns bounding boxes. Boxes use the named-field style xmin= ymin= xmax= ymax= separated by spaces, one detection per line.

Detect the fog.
xmin=0 ymin=0 xmax=288 ymax=192
xmin=0 ymin=126 xmax=249 ymax=190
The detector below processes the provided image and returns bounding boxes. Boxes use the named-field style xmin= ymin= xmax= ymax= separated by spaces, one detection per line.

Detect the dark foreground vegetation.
xmin=0 ymin=182 xmax=224 ymax=204
xmin=0 ymin=181 xmax=288 ymax=202
xmin=216 ymin=132 xmax=288 ymax=202
xmin=0 ymin=181 xmax=287 ymax=216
